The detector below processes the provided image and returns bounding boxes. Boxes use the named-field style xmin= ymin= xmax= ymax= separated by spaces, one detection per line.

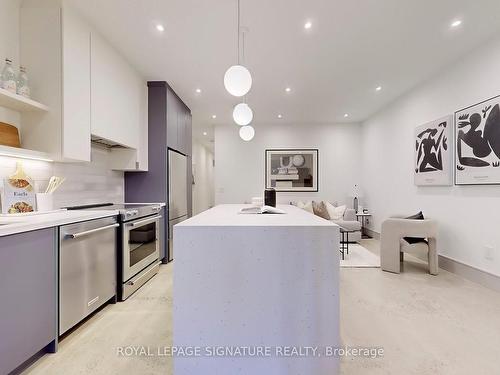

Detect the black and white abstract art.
xmin=265 ymin=149 xmax=318 ymax=192
xmin=455 ymin=95 xmax=500 ymax=185
xmin=414 ymin=115 xmax=453 ymax=186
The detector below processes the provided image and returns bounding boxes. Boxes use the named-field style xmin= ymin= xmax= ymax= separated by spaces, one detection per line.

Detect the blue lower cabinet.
xmin=0 ymin=228 xmax=57 ymax=375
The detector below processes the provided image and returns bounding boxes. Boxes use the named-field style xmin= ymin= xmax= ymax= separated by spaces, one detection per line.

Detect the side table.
xmin=356 ymin=213 xmax=372 ymax=239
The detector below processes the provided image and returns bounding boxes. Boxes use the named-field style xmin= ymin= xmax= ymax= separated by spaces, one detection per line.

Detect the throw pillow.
xmin=325 ymin=202 xmax=346 ymax=220
xmin=312 ymin=201 xmax=330 ymax=220
xmin=297 ymin=201 xmax=314 ymax=214
xmin=403 ymin=211 xmax=427 ymax=244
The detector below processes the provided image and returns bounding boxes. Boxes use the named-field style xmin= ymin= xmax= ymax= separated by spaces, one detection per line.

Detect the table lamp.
xmin=349 ymin=184 xmax=363 ymax=213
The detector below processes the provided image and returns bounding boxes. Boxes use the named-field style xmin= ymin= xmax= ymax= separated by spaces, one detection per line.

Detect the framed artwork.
xmin=414 ymin=115 xmax=453 ymax=186
xmin=455 ymin=95 xmax=500 ymax=185
xmin=265 ymin=149 xmax=318 ymax=192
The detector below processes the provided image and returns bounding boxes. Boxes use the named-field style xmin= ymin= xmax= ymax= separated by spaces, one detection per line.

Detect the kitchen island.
xmin=173 ymin=204 xmax=340 ymax=375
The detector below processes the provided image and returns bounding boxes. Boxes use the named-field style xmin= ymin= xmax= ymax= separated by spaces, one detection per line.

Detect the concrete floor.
xmin=23 ymin=240 xmax=500 ymax=375
xmin=340 ymin=240 xmax=500 ymax=375
xmin=23 ymin=268 xmax=173 ymax=375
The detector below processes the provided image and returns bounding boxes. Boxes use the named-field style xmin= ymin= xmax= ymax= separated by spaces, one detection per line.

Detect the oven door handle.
xmin=66 ymin=223 xmax=119 ymax=239
xmin=127 ymin=261 xmax=162 ymax=286
xmin=129 ymin=215 xmax=162 ymax=227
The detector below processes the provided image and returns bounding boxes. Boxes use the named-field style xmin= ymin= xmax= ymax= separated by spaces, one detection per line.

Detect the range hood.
xmin=91 ymin=135 xmax=128 ymax=149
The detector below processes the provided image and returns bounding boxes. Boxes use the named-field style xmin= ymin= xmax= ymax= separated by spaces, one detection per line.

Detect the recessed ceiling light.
xmin=285 ymin=87 xmax=291 ymax=93
xmin=451 ymin=19 xmax=462 ymax=28
xmin=375 ymin=86 xmax=382 ymax=92
xmin=203 ymin=131 xmax=207 ymax=136
xmin=278 ymin=114 xmax=283 ymax=119
xmin=344 ymin=113 xmax=349 ymax=118
xmin=195 ymin=88 xmax=202 ymax=93
xmin=211 ymin=114 xmax=217 ymax=119
xmin=304 ymin=21 xmax=312 ymax=29
xmin=156 ymin=24 xmax=165 ymax=32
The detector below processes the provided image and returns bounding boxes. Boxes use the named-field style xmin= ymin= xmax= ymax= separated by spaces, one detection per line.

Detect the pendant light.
xmin=233 ymin=103 xmax=253 ymax=126
xmin=224 ymin=66 xmax=252 ymax=97
xmin=232 ymin=30 xmax=254 ymax=128
xmin=239 ymin=125 xmax=255 ymax=141
xmin=224 ymin=0 xmax=252 ymax=97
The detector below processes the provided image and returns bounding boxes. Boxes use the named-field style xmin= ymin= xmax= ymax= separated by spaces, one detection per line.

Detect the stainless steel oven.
xmin=122 ymin=214 xmax=161 ymax=282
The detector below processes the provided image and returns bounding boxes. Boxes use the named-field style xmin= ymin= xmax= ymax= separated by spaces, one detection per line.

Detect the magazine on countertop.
xmin=239 ymin=205 xmax=286 ymax=214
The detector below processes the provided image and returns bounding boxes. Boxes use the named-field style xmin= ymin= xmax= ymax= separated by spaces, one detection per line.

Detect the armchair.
xmin=380 ymin=218 xmax=438 ymax=275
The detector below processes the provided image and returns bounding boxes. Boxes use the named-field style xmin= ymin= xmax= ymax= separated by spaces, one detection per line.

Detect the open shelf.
xmin=0 ymin=88 xmax=49 ymax=112
xmin=0 ymin=145 xmax=53 ymax=162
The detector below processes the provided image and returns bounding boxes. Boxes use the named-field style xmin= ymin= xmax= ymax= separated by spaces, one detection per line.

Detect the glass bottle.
xmin=1 ymin=58 xmax=17 ymax=94
xmin=17 ymin=66 xmax=30 ymax=98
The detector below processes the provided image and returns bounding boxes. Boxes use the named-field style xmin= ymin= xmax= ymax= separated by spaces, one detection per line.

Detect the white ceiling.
xmin=70 ymin=0 xmax=500 ymax=146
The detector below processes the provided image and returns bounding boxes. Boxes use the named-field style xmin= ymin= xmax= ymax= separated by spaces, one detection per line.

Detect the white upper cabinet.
xmin=19 ymin=0 xmax=148 ymax=169
xmin=90 ymin=32 xmax=146 ymax=151
xmin=20 ymin=0 xmax=91 ymax=162
xmin=61 ymin=5 xmax=91 ymax=161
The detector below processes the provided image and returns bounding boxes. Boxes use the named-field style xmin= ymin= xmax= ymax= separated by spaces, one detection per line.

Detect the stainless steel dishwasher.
xmin=59 ymin=216 xmax=118 ymax=335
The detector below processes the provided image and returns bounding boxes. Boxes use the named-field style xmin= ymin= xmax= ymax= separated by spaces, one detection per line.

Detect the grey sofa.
xmin=330 ymin=208 xmax=362 ymax=242
xmin=291 ymin=201 xmax=362 ymax=242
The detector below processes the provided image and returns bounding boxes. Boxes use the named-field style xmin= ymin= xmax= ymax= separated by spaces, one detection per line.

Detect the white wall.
xmin=215 ymin=123 xmax=362 ymax=205
xmin=192 ymin=139 xmax=214 ymax=215
xmin=361 ymin=33 xmax=500 ymax=277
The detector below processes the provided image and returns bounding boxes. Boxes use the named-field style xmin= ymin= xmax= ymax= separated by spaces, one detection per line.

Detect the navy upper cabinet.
xmin=177 ymin=107 xmax=186 ymax=154
xmin=0 ymin=228 xmax=57 ymax=374
xmin=125 ymin=81 xmax=193 ymax=257
xmin=166 ymin=87 xmax=178 ymax=151
xmin=166 ymin=86 xmax=191 ymax=155
xmin=185 ymin=110 xmax=192 ymax=156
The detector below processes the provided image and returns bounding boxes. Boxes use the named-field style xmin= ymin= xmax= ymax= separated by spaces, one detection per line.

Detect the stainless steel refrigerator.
xmin=168 ymin=149 xmax=188 ymax=261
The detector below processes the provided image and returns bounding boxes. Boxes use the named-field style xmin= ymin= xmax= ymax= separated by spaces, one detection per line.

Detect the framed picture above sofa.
xmin=265 ymin=149 xmax=318 ymax=192
xmin=414 ymin=115 xmax=453 ymax=186
xmin=455 ymin=95 xmax=500 ymax=185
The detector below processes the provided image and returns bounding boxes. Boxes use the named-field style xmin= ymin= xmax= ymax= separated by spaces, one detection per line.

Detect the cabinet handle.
xmin=66 ymin=223 xmax=119 ymax=239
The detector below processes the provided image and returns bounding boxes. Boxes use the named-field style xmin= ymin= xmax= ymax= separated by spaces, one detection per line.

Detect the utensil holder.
xmin=36 ymin=193 xmax=53 ymax=212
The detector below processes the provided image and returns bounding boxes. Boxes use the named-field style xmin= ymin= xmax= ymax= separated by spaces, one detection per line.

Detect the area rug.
xmin=340 ymin=244 xmax=380 ymax=268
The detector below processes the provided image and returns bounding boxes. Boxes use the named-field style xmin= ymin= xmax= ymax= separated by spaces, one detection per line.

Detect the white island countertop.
xmin=174 ymin=204 xmax=340 ymax=375
xmin=177 ymin=204 xmax=336 ymax=227
xmin=0 ymin=209 xmax=119 ymax=237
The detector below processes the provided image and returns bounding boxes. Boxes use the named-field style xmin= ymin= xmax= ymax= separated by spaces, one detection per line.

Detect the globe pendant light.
xmin=224 ymin=0 xmax=252 ymax=97
xmin=224 ymin=65 xmax=252 ymax=97
xmin=233 ymin=102 xmax=253 ymax=126
xmin=239 ymin=125 xmax=255 ymax=141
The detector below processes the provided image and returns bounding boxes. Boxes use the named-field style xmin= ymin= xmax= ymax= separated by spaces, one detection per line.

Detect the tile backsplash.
xmin=0 ymin=146 xmax=124 ymax=210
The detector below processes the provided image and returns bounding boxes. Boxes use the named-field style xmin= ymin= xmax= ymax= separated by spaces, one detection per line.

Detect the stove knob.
xmin=125 ymin=210 xmax=138 ymax=219
xmin=152 ymin=206 xmax=161 ymax=212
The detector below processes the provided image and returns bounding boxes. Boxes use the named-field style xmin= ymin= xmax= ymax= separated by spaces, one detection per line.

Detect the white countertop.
xmin=178 ymin=204 xmax=337 ymax=227
xmin=0 ymin=209 xmax=119 ymax=237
